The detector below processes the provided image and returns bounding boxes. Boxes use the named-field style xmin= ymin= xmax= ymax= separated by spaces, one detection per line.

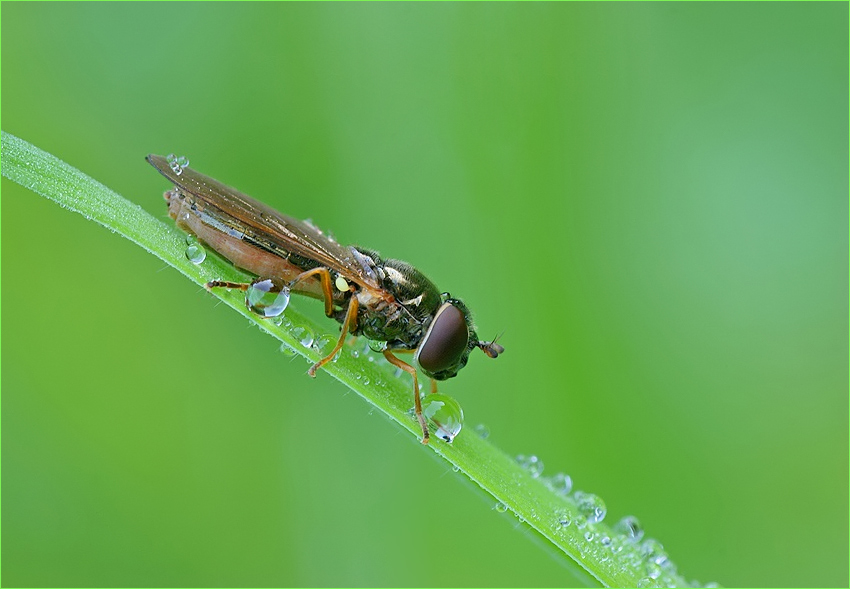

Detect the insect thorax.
xmin=350 ymin=248 xmax=443 ymax=349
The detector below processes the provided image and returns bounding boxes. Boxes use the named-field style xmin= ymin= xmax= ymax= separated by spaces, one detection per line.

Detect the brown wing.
xmin=147 ymin=154 xmax=381 ymax=290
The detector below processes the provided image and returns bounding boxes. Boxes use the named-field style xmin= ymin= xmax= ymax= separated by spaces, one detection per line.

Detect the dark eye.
xmin=416 ymin=303 xmax=469 ymax=374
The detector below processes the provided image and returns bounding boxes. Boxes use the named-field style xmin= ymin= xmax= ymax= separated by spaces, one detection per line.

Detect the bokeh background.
xmin=2 ymin=3 xmax=847 ymax=587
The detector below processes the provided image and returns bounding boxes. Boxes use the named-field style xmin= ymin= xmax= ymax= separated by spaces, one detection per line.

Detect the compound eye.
xmin=417 ymin=303 xmax=469 ymax=374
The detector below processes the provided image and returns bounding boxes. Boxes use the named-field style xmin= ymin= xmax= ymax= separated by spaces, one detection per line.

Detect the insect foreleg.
xmin=383 ymin=350 xmax=429 ymax=444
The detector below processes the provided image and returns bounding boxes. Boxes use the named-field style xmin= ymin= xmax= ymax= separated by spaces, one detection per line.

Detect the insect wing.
xmin=147 ymin=154 xmax=381 ymax=290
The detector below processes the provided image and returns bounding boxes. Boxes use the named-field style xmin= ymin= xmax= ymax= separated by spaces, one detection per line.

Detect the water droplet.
xmin=516 ymin=454 xmax=544 ymax=478
xmin=292 ymin=327 xmax=314 ymax=348
xmin=600 ymin=535 xmax=612 ymax=547
xmin=245 ymin=279 xmax=290 ymax=318
xmin=351 ymin=349 xmax=360 ymax=359
xmin=185 ymin=243 xmax=206 ymax=264
xmin=557 ymin=511 xmax=572 ymax=527
xmin=548 ymin=472 xmax=573 ymax=495
xmin=574 ymin=515 xmax=587 ymax=529
xmin=637 ymin=578 xmax=660 ymax=588
xmin=452 ymin=465 xmax=460 ymax=473
xmin=474 ymin=423 xmax=490 ymax=439
xmin=366 ymin=339 xmax=387 ymax=353
xmin=573 ymin=491 xmax=607 ymax=523
xmin=584 ymin=531 xmax=595 ymax=542
xmin=494 ymin=502 xmax=508 ymax=513
xmin=613 ymin=515 xmax=645 ymax=542
xmin=640 ymin=538 xmax=668 ymax=566
xmin=314 ymin=335 xmax=335 ymax=353
xmin=421 ymin=394 xmax=464 ymax=443
xmin=279 ymin=342 xmax=297 ymax=357
xmin=166 ymin=153 xmax=189 ymax=176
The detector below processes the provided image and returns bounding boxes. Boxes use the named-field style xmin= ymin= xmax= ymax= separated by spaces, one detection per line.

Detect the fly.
xmin=147 ymin=154 xmax=503 ymax=444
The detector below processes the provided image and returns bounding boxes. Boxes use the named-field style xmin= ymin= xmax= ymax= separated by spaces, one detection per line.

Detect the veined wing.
xmin=147 ymin=154 xmax=381 ymax=290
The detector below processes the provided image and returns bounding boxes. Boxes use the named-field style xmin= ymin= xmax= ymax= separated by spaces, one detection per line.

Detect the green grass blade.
xmin=1 ymin=130 xmax=696 ymax=588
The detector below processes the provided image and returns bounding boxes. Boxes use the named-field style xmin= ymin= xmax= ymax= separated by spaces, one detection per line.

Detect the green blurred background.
xmin=2 ymin=3 xmax=847 ymax=587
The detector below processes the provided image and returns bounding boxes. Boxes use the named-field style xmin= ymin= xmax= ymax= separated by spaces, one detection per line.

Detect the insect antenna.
xmin=478 ymin=331 xmax=505 ymax=358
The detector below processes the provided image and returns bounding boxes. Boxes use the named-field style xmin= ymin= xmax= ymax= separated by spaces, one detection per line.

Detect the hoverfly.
xmin=147 ymin=154 xmax=503 ymax=444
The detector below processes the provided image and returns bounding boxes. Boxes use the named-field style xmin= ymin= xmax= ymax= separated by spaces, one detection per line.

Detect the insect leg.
xmin=307 ymin=295 xmax=359 ymax=377
xmin=383 ymin=351 xmax=429 ymax=445
xmin=288 ymin=267 xmax=336 ymax=317
xmin=430 ymin=379 xmax=439 ymax=394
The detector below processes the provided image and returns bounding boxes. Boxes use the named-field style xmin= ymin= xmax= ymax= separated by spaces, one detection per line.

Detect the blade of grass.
xmin=2 ymin=130 xmax=698 ymax=588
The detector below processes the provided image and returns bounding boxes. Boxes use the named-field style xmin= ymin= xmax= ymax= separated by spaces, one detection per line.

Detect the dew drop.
xmin=584 ymin=531 xmax=595 ymax=542
xmin=351 ymin=349 xmax=360 ymax=359
xmin=452 ymin=465 xmax=460 ymax=473
xmin=556 ymin=511 xmax=572 ymax=527
xmin=613 ymin=515 xmax=645 ymax=542
xmin=637 ymin=578 xmax=660 ymax=588
xmin=516 ymin=454 xmax=544 ymax=478
xmin=573 ymin=491 xmax=607 ymax=523
xmin=421 ymin=394 xmax=464 ymax=443
xmin=166 ymin=153 xmax=190 ymax=176
xmin=640 ymin=538 xmax=668 ymax=566
xmin=366 ymin=338 xmax=387 ymax=353
xmin=574 ymin=515 xmax=587 ymax=529
xmin=494 ymin=502 xmax=508 ymax=513
xmin=279 ymin=342 xmax=297 ymax=357
xmin=474 ymin=423 xmax=490 ymax=439
xmin=548 ymin=472 xmax=573 ymax=495
xmin=185 ymin=243 xmax=206 ymax=264
xmin=245 ymin=279 xmax=290 ymax=318
xmin=292 ymin=327 xmax=314 ymax=348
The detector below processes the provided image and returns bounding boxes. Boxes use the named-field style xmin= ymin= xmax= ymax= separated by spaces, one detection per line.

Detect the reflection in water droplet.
xmin=246 ymin=279 xmax=290 ymax=317
xmin=421 ymin=394 xmax=463 ymax=442
xmin=573 ymin=491 xmax=607 ymax=523
xmin=613 ymin=515 xmax=645 ymax=542
xmin=494 ymin=502 xmax=508 ymax=513
xmin=185 ymin=243 xmax=206 ymax=264
xmin=516 ymin=454 xmax=544 ymax=478
xmin=474 ymin=423 xmax=490 ymax=439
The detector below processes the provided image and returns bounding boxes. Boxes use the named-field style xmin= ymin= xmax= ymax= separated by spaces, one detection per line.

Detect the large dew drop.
xmin=246 ymin=279 xmax=290 ymax=318
xmin=185 ymin=243 xmax=206 ymax=264
xmin=421 ymin=394 xmax=464 ymax=443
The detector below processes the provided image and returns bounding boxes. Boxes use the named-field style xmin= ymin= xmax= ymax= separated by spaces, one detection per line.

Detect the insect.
xmin=147 ymin=154 xmax=503 ymax=444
